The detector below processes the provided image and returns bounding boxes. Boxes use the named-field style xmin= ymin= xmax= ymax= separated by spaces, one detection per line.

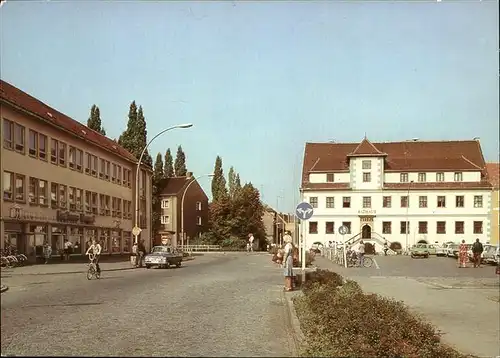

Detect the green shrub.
xmin=294 ymin=269 xmax=470 ymax=358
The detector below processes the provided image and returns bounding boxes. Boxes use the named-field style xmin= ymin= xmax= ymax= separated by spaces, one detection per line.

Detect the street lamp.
xmin=180 ymin=173 xmax=214 ymax=250
xmin=133 ymin=123 xmax=193 ymax=245
xmin=405 ymin=180 xmax=414 ymax=254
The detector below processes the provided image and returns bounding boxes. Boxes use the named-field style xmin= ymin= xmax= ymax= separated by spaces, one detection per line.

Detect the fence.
xmin=321 ymin=247 xmax=347 ymax=267
xmin=179 ymin=245 xmax=222 ymax=252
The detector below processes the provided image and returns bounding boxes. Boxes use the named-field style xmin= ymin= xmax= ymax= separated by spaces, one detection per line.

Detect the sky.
xmin=1 ymin=1 xmax=498 ymax=213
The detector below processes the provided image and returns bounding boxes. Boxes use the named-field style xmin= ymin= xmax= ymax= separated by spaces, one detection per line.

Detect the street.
xmin=316 ymin=254 xmax=500 ymax=358
xmin=1 ymin=254 xmax=294 ymax=357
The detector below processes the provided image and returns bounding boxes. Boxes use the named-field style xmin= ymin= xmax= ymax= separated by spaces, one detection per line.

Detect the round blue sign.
xmin=295 ymin=202 xmax=314 ymax=221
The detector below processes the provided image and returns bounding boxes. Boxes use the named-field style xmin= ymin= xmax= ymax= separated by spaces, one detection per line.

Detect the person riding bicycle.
xmin=85 ymin=239 xmax=102 ymax=274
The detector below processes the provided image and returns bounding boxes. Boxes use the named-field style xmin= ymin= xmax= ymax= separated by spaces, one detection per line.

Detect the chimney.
xmin=186 ymin=172 xmax=193 ymax=180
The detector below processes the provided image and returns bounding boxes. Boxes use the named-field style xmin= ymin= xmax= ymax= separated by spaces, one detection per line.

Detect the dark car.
xmin=144 ymin=245 xmax=183 ymax=269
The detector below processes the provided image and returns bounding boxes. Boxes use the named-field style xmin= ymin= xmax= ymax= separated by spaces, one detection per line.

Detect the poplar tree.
xmin=174 ymin=145 xmax=187 ymax=177
xmin=164 ymin=148 xmax=174 ymax=178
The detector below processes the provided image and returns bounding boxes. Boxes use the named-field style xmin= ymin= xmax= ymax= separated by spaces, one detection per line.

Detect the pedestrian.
xmin=383 ymin=241 xmax=389 ymax=256
xmin=137 ymin=240 xmax=146 ymax=268
xmin=358 ymin=240 xmax=366 ymax=267
xmin=43 ymin=241 xmax=52 ymax=264
xmin=283 ymin=232 xmax=295 ymax=291
xmin=248 ymin=233 xmax=254 ymax=252
xmin=63 ymin=238 xmax=72 ymax=261
xmin=471 ymin=238 xmax=484 ymax=268
xmin=458 ymin=239 xmax=468 ymax=268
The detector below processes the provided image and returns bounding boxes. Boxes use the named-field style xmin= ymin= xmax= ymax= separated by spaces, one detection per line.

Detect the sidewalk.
xmin=314 ymin=257 xmax=500 ymax=358
xmin=1 ymin=260 xmax=133 ymax=276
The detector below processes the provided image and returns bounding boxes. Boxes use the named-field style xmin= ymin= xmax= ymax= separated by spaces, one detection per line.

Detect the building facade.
xmin=156 ymin=173 xmax=209 ymax=248
xmin=486 ymin=163 xmax=499 ymax=245
xmin=300 ymin=138 xmax=493 ymax=251
xmin=0 ymin=80 xmax=153 ymax=260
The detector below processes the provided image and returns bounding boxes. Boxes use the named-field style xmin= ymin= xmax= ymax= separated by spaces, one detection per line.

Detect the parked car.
xmin=447 ymin=244 xmax=459 ymax=258
xmin=144 ymin=245 xmax=183 ymax=269
xmin=467 ymin=244 xmax=492 ymax=263
xmin=436 ymin=242 xmax=454 ymax=257
xmin=426 ymin=244 xmax=437 ymax=255
xmin=482 ymin=245 xmax=499 ymax=265
xmin=410 ymin=244 xmax=430 ymax=258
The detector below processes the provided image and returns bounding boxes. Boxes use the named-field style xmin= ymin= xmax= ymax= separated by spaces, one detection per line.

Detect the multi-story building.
xmin=300 ymin=138 xmax=493 ymax=251
xmin=156 ymin=173 xmax=209 ymax=247
xmin=486 ymin=163 xmax=499 ymax=245
xmin=0 ymin=80 xmax=153 ymax=260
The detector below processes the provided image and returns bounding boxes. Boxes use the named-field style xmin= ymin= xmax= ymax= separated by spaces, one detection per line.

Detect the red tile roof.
xmin=0 ymin=79 xmax=138 ymax=163
xmin=486 ymin=163 xmax=500 ymax=189
xmin=302 ymin=139 xmax=490 ymax=190
xmin=160 ymin=177 xmax=191 ymax=195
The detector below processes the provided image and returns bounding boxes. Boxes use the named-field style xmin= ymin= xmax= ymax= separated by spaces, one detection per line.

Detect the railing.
xmin=321 ymin=247 xmax=347 ymax=267
xmin=178 ymin=244 xmax=222 ymax=252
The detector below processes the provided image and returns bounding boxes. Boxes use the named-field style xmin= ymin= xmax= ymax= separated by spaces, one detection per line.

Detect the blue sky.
xmin=1 ymin=1 xmax=498 ymax=212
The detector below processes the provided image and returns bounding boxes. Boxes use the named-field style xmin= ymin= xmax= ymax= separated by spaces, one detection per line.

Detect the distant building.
xmin=262 ymin=205 xmax=296 ymax=246
xmin=155 ymin=172 xmax=209 ymax=247
xmin=300 ymin=137 xmax=492 ymax=252
xmin=486 ymin=163 xmax=499 ymax=245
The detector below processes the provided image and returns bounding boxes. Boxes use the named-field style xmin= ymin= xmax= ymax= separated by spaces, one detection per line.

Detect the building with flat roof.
xmin=1 ymin=80 xmax=152 ymax=260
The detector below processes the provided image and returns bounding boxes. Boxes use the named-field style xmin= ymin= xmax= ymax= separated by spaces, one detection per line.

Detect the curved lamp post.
xmin=133 ymin=123 xmax=193 ymax=245
xmin=180 ymin=173 xmax=214 ymax=249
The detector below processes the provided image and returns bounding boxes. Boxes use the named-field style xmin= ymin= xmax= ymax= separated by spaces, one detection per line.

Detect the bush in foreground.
xmin=294 ymin=270 xmax=471 ymax=358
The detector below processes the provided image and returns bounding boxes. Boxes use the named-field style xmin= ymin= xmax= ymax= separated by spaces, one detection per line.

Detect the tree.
xmin=211 ymin=155 xmax=228 ymax=202
xmin=118 ymin=101 xmax=152 ymax=166
xmin=174 ymin=145 xmax=187 ymax=177
xmin=234 ymin=173 xmax=242 ymax=197
xmin=164 ymin=148 xmax=174 ymax=178
xmin=152 ymin=153 xmax=165 ymax=236
xmin=87 ymin=104 xmax=106 ymax=135
xmin=228 ymin=166 xmax=236 ymax=199
xmin=231 ymin=183 xmax=266 ymax=245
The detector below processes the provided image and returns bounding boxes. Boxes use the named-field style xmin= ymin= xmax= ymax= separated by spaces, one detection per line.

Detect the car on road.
xmin=410 ymin=244 xmax=430 ymax=258
xmin=144 ymin=246 xmax=183 ymax=269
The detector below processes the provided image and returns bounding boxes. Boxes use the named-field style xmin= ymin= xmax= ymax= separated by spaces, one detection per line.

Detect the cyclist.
xmin=85 ymin=239 xmax=102 ymax=274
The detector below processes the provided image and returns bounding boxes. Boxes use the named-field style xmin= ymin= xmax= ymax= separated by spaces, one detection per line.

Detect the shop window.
xmin=51 ymin=226 xmax=66 ymax=252
xmin=85 ymin=229 xmax=97 ymax=251
xmin=123 ymin=231 xmax=131 ymax=253
xmin=111 ymin=230 xmax=121 ymax=253
xmin=70 ymin=227 xmax=83 ymax=254
xmin=100 ymin=229 xmax=110 ymax=253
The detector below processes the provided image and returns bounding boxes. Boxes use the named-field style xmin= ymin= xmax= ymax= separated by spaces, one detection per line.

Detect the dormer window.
xmin=326 ymin=173 xmax=334 ymax=182
xmin=454 ymin=172 xmax=463 ymax=182
xmin=418 ymin=173 xmax=426 ymax=182
xmin=400 ymin=173 xmax=409 ymax=183
xmin=436 ymin=172 xmax=445 ymax=182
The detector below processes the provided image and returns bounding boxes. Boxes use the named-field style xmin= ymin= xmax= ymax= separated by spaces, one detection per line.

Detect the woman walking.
xmin=458 ymin=239 xmax=468 ymax=268
xmin=283 ymin=232 xmax=295 ymax=292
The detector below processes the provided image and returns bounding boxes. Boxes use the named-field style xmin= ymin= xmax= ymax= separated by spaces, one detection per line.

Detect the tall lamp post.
xmin=180 ymin=173 xmax=214 ymax=250
xmin=133 ymin=123 xmax=193 ymax=245
xmin=405 ymin=180 xmax=414 ymax=253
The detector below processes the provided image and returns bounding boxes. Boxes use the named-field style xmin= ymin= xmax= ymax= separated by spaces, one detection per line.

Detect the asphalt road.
xmin=1 ymin=253 xmax=293 ymax=357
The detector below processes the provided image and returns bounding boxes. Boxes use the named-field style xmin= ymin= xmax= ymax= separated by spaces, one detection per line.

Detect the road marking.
xmin=373 ymin=258 xmax=380 ymax=269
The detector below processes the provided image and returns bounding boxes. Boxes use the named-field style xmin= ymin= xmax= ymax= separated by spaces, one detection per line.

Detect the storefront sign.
xmin=57 ymin=210 xmax=80 ymax=223
xmin=9 ymin=205 xmax=50 ymax=221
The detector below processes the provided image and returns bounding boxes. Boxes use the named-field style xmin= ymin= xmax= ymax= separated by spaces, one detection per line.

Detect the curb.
xmin=0 ymin=285 xmax=9 ymax=293
xmin=283 ymin=290 xmax=305 ymax=356
xmin=3 ymin=267 xmax=135 ymax=277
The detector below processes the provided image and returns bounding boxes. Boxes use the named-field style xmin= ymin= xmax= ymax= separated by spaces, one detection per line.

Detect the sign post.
xmin=295 ymin=202 xmax=314 ymax=285
xmin=132 ymin=226 xmax=142 ymax=245
xmin=338 ymin=225 xmax=348 ymax=268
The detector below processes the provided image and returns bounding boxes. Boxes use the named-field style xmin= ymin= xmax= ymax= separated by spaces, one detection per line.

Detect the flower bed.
xmin=293 ymin=269 xmax=474 ymax=358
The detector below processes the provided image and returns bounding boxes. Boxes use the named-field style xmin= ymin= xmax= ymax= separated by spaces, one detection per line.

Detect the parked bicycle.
xmin=346 ymin=250 xmax=373 ymax=268
xmin=86 ymin=253 xmax=101 ymax=280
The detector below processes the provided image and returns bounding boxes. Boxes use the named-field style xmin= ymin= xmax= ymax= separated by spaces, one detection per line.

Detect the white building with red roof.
xmin=300 ymin=137 xmax=493 ymax=252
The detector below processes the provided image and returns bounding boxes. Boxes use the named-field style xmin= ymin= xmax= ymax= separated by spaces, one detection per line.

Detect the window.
xmin=105 ymin=161 xmax=110 ymax=180
xmin=325 ymin=222 xmax=335 ymax=234
xmin=196 ymin=201 xmax=202 ymax=210
xmin=68 ymin=146 xmax=76 ymax=168
xmin=76 ymin=188 xmax=82 ymax=211
xmin=342 ymin=222 xmax=351 ymax=234
xmin=50 ymin=139 xmax=58 ymax=164
xmin=473 ymin=221 xmax=483 ymax=234
xmin=309 ymin=221 xmax=318 ymax=234
xmin=382 ymin=196 xmax=391 ymax=208
xmin=326 ymin=197 xmax=334 ymax=208
xmin=39 ymin=134 xmax=47 ymax=160
xmin=436 ymin=221 xmax=446 ymax=234
xmin=29 ymin=130 xmax=38 ymax=157
xmin=100 ymin=158 xmax=106 ymax=178
xmin=76 ymin=149 xmax=83 ymax=171
xmin=3 ymin=171 xmax=13 ymax=200
xmin=418 ymin=221 xmax=428 ymax=234
xmin=3 ymin=119 xmax=13 ymax=149
xmin=36 ymin=179 xmax=47 ymax=205
xmin=418 ymin=173 xmax=426 ymax=182
xmin=14 ymin=174 xmax=25 ymax=202
xmin=99 ymin=194 xmax=106 ymax=215
xmin=196 ymin=216 xmax=202 ymax=225
xmin=455 ymin=196 xmax=464 ymax=208
xmin=161 ymin=215 xmax=171 ymax=224
xmin=400 ymin=196 xmax=409 ymax=208
xmin=342 ymin=197 xmax=351 ymax=208
xmin=14 ymin=123 xmax=25 ymax=153
xmin=105 ymin=195 xmax=111 ymax=215
xmin=437 ymin=196 xmax=446 ymax=208
xmin=112 ymin=197 xmax=118 ymax=217
xmin=59 ymin=142 xmax=66 ymax=166
xmin=362 ymin=160 xmax=371 ymax=169
xmin=161 ymin=199 xmax=170 ymax=209
xmin=117 ymin=165 xmax=122 ymax=184
xmin=85 ymin=153 xmax=91 ymax=174
xmin=382 ymin=222 xmax=391 ymax=234
xmin=85 ymin=191 xmax=92 ymax=213
xmin=92 ymin=155 xmax=98 ymax=176
xmin=29 ymin=177 xmax=38 ymax=204
xmin=116 ymin=198 xmax=122 ymax=217
xmin=454 ymin=172 xmax=463 ymax=182
xmin=59 ymin=184 xmax=67 ymax=208
xmin=91 ymin=192 xmax=98 ymax=214
xmin=112 ymin=164 xmax=117 ymax=182
xmin=473 ymin=195 xmax=483 ymax=208
xmin=69 ymin=187 xmax=76 ymax=209
xmin=400 ymin=173 xmax=409 ymax=183
xmin=419 ymin=196 xmax=427 ymax=208
xmin=326 ymin=173 xmax=334 ymax=182
xmin=309 ymin=197 xmax=318 ymax=208
xmin=400 ymin=221 xmax=408 ymax=234
xmin=455 ymin=221 xmax=464 ymax=234
xmin=363 ymin=172 xmax=371 ymax=182
xmin=436 ymin=172 xmax=444 ymax=182
xmin=362 ymin=196 xmax=371 ymax=208
xmin=50 ymin=183 xmax=58 ymax=208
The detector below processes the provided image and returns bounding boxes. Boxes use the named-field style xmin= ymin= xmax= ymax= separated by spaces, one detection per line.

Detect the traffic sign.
xmin=132 ymin=226 xmax=142 ymax=236
xmin=338 ymin=225 xmax=348 ymax=235
xmin=295 ymin=202 xmax=314 ymax=221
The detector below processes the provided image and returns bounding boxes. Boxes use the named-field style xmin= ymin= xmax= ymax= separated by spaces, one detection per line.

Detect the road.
xmin=316 ymin=254 xmax=500 ymax=358
xmin=1 ymin=253 xmax=294 ymax=357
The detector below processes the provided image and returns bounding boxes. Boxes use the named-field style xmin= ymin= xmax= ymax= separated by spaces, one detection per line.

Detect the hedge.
xmin=293 ymin=269 xmax=474 ymax=358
